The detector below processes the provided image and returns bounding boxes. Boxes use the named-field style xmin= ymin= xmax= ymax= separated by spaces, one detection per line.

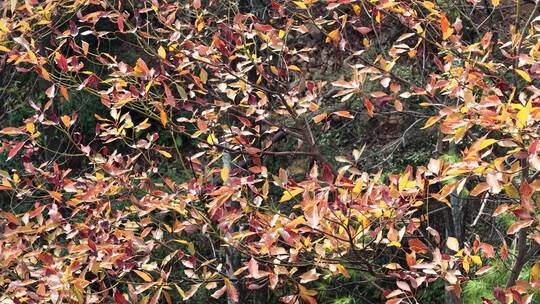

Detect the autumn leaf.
xmin=160 ymin=109 xmax=168 ymax=127
xmin=158 ymin=46 xmax=166 ymax=59
xmin=279 ymin=187 xmax=304 ymax=203
xmin=224 ymin=278 xmax=239 ymax=303
xmin=61 ymin=115 xmax=71 ymax=128
xmin=333 ymin=111 xmax=354 ymax=119
xmin=0 ymin=127 xmax=24 ymax=135
xmin=182 ymin=284 xmax=201 ymax=301
xmin=446 ymin=237 xmax=459 ymax=252
xmin=531 ymin=262 xmax=540 ymax=282
xmin=299 ymin=268 xmax=320 ymax=283
xmin=364 ymin=98 xmax=374 ymax=117
xmin=207 ymin=133 xmax=217 ymax=145
xmin=516 ymin=101 xmax=531 ymax=129
xmin=440 ymin=15 xmax=452 ymax=40
xmin=7 ymin=141 xmax=25 ymax=161
xmin=158 ymin=150 xmax=172 ymax=158
xmin=326 ymin=29 xmax=341 ymax=44
xmin=313 ymin=113 xmax=328 ymax=123
xmin=293 ymin=1 xmax=308 ymax=9
xmin=114 ymin=289 xmax=128 ymax=304
xmin=507 ymin=220 xmax=533 ymax=235
xmin=133 ymin=270 xmax=153 ymax=282
xmin=422 ymin=116 xmax=441 ymax=129
xmin=516 ymin=69 xmax=532 ymax=82
xmin=248 ymin=257 xmax=259 ymax=278
xmin=220 ymin=165 xmax=229 ymax=183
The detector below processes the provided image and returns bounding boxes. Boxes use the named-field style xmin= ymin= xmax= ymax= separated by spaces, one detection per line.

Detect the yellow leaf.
xmin=491 ymin=0 xmax=500 ymax=7
xmin=352 ymin=4 xmax=361 ymax=15
xmin=471 ymin=255 xmax=482 ymax=266
xmin=2 ymin=178 xmax=12 ymax=189
xmin=207 ymin=133 xmax=217 ymax=145
xmin=531 ymin=262 xmax=540 ymax=282
xmin=446 ymin=237 xmax=459 ymax=252
xmin=221 ymin=165 xmax=229 ymax=183
xmin=516 ymin=101 xmax=531 ymax=129
xmin=388 ymin=241 xmax=402 ymax=248
xmin=270 ymin=65 xmax=279 ymax=75
xmin=422 ymin=116 xmax=440 ymax=129
xmin=26 ymin=122 xmax=35 ymax=134
xmin=516 ymin=69 xmax=532 ymax=82
xmin=475 ymin=138 xmax=497 ymax=151
xmin=293 ymin=1 xmax=307 ymax=9
xmin=133 ymin=270 xmax=153 ymax=282
xmin=160 ymin=109 xmax=168 ymax=127
xmin=336 ymin=264 xmax=350 ymax=278
xmin=279 ymin=187 xmax=304 ymax=203
xmin=352 ymin=180 xmax=363 ymax=194
xmin=200 ymin=69 xmax=208 ymax=84
xmin=288 ymin=65 xmax=301 ymax=72
xmin=158 ymin=46 xmax=166 ymax=59
xmin=158 ymin=150 xmax=172 ymax=158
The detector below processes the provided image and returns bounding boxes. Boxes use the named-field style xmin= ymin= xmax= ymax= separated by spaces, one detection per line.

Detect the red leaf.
xmin=114 ymin=289 xmax=128 ymax=304
xmin=500 ymin=241 xmax=508 ymax=261
xmin=7 ymin=141 xmax=25 ymax=161
xmin=322 ymin=163 xmax=334 ymax=184
xmin=38 ymin=252 xmax=54 ymax=266
xmin=193 ymin=0 xmax=201 ymax=9
xmin=117 ymin=15 xmax=124 ymax=32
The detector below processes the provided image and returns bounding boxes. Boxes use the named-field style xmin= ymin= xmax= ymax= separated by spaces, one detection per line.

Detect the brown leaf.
xmin=507 ymin=220 xmax=534 ymax=235
xmin=299 ymin=268 xmax=320 ymax=283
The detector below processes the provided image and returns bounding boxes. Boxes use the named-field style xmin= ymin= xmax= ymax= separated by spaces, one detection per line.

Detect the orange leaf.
xmin=326 ymin=29 xmax=341 ymax=44
xmin=160 ymin=109 xmax=168 ymax=127
xmin=61 ymin=115 xmax=71 ymax=128
xmin=440 ymin=15 xmax=452 ymax=40
xmin=313 ymin=113 xmax=328 ymax=124
xmin=333 ymin=111 xmax=354 ymax=119
xmin=364 ymin=98 xmax=374 ymax=117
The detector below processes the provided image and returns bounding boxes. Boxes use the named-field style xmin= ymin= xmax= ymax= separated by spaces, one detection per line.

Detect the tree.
xmin=0 ymin=0 xmax=539 ymax=303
